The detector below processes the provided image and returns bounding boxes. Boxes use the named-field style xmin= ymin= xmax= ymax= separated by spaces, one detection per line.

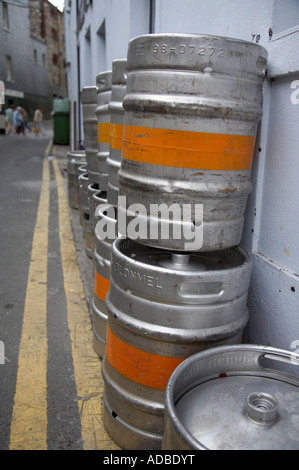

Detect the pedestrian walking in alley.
xmin=13 ymin=107 xmax=25 ymax=135
xmin=21 ymin=108 xmax=32 ymax=133
xmin=5 ymin=104 xmax=15 ymax=135
xmin=33 ymin=106 xmax=45 ymax=136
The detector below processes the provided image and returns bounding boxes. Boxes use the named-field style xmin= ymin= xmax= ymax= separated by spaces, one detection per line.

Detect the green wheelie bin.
xmin=53 ymin=98 xmax=70 ymax=144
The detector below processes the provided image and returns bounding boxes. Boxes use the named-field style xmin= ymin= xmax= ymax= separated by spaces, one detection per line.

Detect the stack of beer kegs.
xmin=67 ymin=149 xmax=86 ymax=210
xmin=92 ymin=60 xmax=127 ymax=358
xmin=100 ymin=33 xmax=268 ymax=450
xmin=79 ymin=86 xmax=98 ymax=258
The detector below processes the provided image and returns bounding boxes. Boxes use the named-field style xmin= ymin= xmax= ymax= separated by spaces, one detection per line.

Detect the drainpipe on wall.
xmin=149 ymin=0 xmax=155 ymax=33
xmin=76 ymin=0 xmax=82 ymax=146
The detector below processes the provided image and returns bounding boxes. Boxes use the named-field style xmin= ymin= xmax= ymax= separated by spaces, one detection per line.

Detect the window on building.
xmin=2 ymin=2 xmax=9 ymax=30
xmin=6 ymin=55 xmax=12 ymax=81
xmin=52 ymin=53 xmax=58 ymax=66
xmin=51 ymin=28 xmax=58 ymax=41
xmin=42 ymin=53 xmax=46 ymax=67
xmin=34 ymin=49 xmax=38 ymax=63
xmin=97 ymin=20 xmax=106 ymax=72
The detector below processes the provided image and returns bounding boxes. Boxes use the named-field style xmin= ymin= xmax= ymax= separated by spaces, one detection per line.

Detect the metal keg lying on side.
xmin=81 ymin=87 xmax=98 ymax=184
xmin=95 ymin=71 xmax=112 ymax=191
xmin=107 ymin=59 xmax=127 ymax=207
xmin=67 ymin=149 xmax=86 ymax=209
xmin=118 ymin=34 xmax=268 ymax=252
xmin=92 ymin=196 xmax=118 ymax=358
xmin=163 ymin=345 xmax=299 ymax=450
xmin=102 ymin=237 xmax=252 ymax=449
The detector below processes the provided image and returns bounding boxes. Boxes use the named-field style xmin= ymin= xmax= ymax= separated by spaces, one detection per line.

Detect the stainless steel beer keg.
xmin=102 ymin=237 xmax=252 ymax=449
xmin=163 ymin=345 xmax=299 ymax=450
xmin=76 ymin=163 xmax=87 ymax=180
xmin=95 ymin=71 xmax=112 ymax=191
xmin=76 ymin=164 xmax=87 ymax=207
xmin=92 ymin=201 xmax=117 ymax=358
xmin=67 ymin=150 xmax=86 ymax=209
xmin=118 ymin=34 xmax=268 ymax=251
xmin=107 ymin=59 xmax=127 ymax=207
xmin=90 ymin=187 xmax=106 ymax=235
xmin=88 ymin=184 xmax=101 ymax=234
xmin=78 ymin=172 xmax=93 ymax=258
xmin=81 ymin=87 xmax=98 ymax=184
xmin=87 ymin=183 xmax=101 ymax=252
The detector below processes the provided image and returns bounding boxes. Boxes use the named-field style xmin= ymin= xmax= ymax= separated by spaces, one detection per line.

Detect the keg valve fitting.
xmin=245 ymin=392 xmax=279 ymax=426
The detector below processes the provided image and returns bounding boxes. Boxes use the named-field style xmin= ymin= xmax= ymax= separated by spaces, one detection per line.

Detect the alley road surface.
xmin=0 ymin=124 xmax=118 ymax=451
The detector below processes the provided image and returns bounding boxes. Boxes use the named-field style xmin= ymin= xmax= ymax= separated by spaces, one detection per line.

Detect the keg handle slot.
xmin=259 ymin=351 xmax=299 ymax=371
xmin=178 ymin=281 xmax=223 ymax=298
xmin=97 ymin=75 xmax=112 ymax=91
xmin=256 ymin=56 xmax=267 ymax=73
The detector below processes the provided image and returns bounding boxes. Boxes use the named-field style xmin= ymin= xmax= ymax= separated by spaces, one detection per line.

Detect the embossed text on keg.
xmin=115 ymin=262 xmax=162 ymax=289
xmin=152 ymin=43 xmax=225 ymax=57
xmin=208 ymin=354 xmax=257 ymax=369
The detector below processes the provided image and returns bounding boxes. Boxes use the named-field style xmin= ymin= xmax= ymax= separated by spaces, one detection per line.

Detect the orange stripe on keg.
xmin=97 ymin=122 xmax=110 ymax=144
xmin=94 ymin=270 xmax=110 ymax=302
xmin=122 ymin=125 xmax=255 ymax=171
xmin=110 ymin=123 xmax=124 ymax=151
xmin=106 ymin=325 xmax=184 ymax=390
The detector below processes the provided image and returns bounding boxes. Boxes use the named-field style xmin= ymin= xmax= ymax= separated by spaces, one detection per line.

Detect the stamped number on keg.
xmin=152 ymin=43 xmax=225 ymax=57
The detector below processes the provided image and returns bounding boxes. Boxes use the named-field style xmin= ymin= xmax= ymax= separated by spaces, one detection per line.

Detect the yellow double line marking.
xmin=9 ymin=143 xmax=118 ymax=450
xmin=9 ymin=144 xmax=51 ymax=450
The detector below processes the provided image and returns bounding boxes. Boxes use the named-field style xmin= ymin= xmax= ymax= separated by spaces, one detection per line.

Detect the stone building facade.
xmin=29 ymin=0 xmax=67 ymax=100
xmin=0 ymin=0 xmax=49 ymax=119
xmin=0 ymin=0 xmax=67 ymax=122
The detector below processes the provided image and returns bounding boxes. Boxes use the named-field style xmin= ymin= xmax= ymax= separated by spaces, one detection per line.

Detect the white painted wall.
xmin=64 ymin=0 xmax=150 ymax=141
xmin=65 ymin=0 xmax=299 ymax=363
xmin=64 ymin=2 xmax=80 ymax=143
xmin=154 ymin=0 xmax=273 ymax=44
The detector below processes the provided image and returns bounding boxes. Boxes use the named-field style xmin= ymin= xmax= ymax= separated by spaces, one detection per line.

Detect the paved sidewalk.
xmin=50 ymin=139 xmax=96 ymax=314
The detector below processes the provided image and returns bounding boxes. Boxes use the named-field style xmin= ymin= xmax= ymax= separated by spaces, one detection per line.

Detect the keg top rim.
xmin=96 ymin=70 xmax=113 ymax=92
xmin=81 ymin=86 xmax=97 ymax=103
xmin=164 ymin=344 xmax=299 ymax=450
xmin=127 ymin=33 xmax=267 ymax=76
xmin=129 ymin=32 xmax=268 ymax=53
xmin=67 ymin=150 xmax=85 ymax=157
xmin=113 ymin=236 xmax=251 ymax=272
xmin=112 ymin=58 xmax=127 ymax=84
xmin=96 ymin=70 xmax=112 ymax=80
xmin=112 ymin=58 xmax=127 ymax=66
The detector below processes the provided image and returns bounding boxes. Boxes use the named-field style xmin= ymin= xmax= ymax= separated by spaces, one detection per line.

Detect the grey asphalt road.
xmin=0 ymin=123 xmax=86 ymax=450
